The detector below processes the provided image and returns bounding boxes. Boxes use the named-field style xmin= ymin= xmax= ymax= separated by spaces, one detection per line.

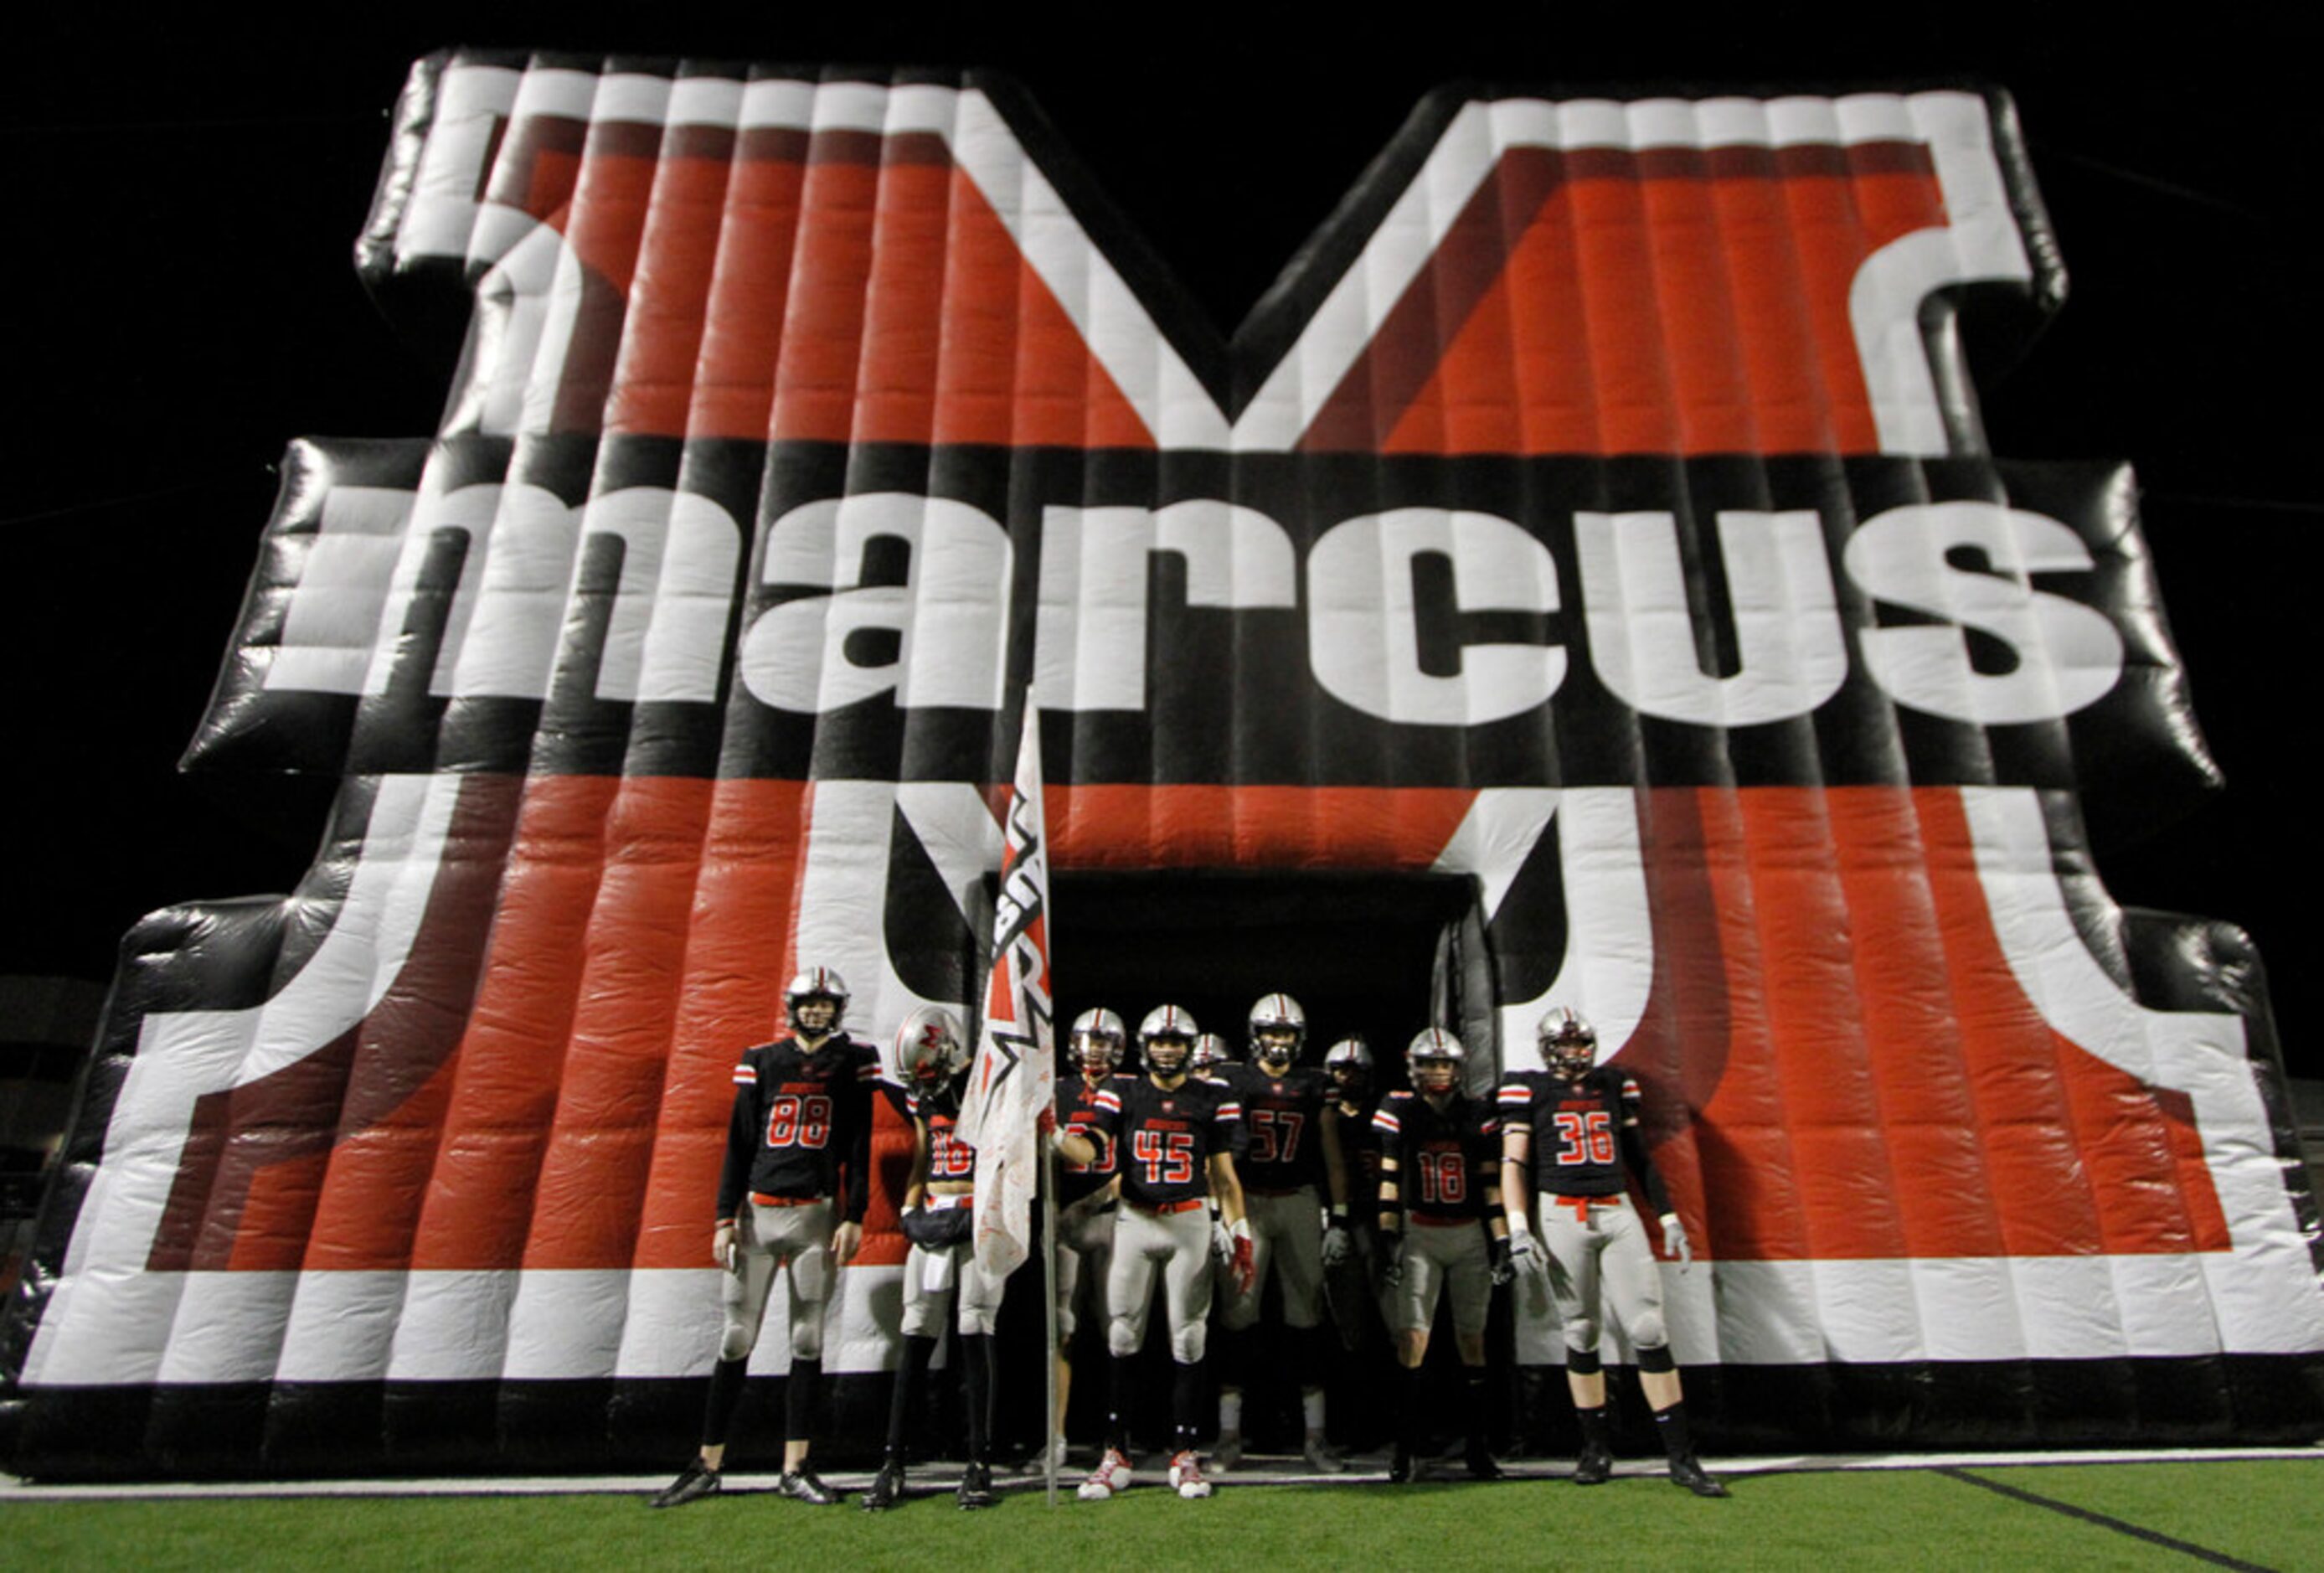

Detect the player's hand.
xmin=1038 ymin=1106 xmax=1057 ymax=1139
xmin=1212 ymin=1220 xmax=1234 ymax=1262
xmin=1321 ymin=1219 xmax=1353 ymax=1271
xmin=1379 ymin=1232 xmax=1405 ymax=1289
xmin=832 ymin=1220 xmax=863 ymax=1266
xmin=1229 ymin=1219 xmax=1257 ymax=1298
xmin=1660 ymin=1211 xmax=1692 ymax=1271
xmin=714 ymin=1220 xmax=738 ymax=1271
xmin=1507 ymin=1222 xmax=1548 ymax=1281
xmin=1488 ymin=1233 xmax=1514 ymax=1287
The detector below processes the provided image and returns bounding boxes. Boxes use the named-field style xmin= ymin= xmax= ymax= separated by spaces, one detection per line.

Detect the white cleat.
xmin=1170 ymin=1450 xmax=1214 ymax=1499
xmin=1077 ymin=1447 xmax=1132 ymax=1502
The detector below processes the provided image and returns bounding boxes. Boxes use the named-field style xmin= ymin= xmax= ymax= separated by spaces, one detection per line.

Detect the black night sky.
xmin=9 ymin=10 xmax=2318 ymax=1069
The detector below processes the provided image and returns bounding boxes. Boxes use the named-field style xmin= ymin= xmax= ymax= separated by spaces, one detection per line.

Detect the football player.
xmin=1051 ymin=1008 xmax=1128 ymax=1466
xmin=864 ymin=1006 xmax=1004 ymax=1512
xmin=652 ymin=967 xmax=879 ymax=1509
xmin=1318 ymin=1036 xmax=1382 ymax=1352
xmin=1498 ymin=1007 xmax=1727 ymax=1498
xmin=1055 ymin=1005 xmax=1255 ymax=1501
xmin=1188 ymin=1033 xmax=1234 ymax=1080
xmin=1214 ymin=993 xmax=1348 ymax=1472
xmin=1373 ymin=1029 xmax=1507 ymax=1481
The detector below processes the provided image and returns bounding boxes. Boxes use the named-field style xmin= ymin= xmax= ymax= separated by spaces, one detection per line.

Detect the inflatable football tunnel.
xmin=3 ymin=53 xmax=2318 ymax=1477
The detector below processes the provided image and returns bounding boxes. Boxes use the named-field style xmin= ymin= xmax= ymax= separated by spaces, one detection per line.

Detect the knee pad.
xmin=718 ymin=1325 xmax=757 ymax=1364
xmin=1171 ymin=1321 xmax=1208 ymax=1365
xmin=1562 ymin=1316 xmax=1601 ymax=1355
xmin=790 ymin=1307 xmax=825 ymax=1362
xmin=1630 ymin=1308 xmax=1667 ymax=1352
xmin=1636 ymin=1342 xmax=1675 ymax=1374
xmin=1564 ymin=1346 xmax=1603 ymax=1376
xmin=961 ymin=1304 xmax=1000 ymax=1338
xmin=1107 ymin=1319 xmax=1142 ymax=1359
xmin=1220 ymin=1292 xmax=1261 ymax=1333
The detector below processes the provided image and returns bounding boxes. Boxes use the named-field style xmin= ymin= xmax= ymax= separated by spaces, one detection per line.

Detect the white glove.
xmin=1660 ymin=1211 xmax=1693 ymax=1271
xmin=714 ymin=1220 xmax=739 ymax=1273
xmin=1507 ymin=1220 xmax=1548 ymax=1280
xmin=1213 ymin=1219 xmax=1235 ymax=1261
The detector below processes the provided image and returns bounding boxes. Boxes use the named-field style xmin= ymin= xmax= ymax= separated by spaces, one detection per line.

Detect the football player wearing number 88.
xmin=1054 ymin=1004 xmax=1253 ymax=1501
xmin=651 ymin=967 xmax=880 ymax=1510
xmin=1497 ymin=1008 xmax=1727 ymax=1498
xmin=1373 ymin=1028 xmax=1507 ymax=1482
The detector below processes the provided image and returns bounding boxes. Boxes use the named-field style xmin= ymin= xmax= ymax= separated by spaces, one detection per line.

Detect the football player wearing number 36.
xmin=1054 ymin=1004 xmax=1254 ymax=1502
xmin=651 ymin=967 xmax=881 ymax=1510
xmin=1498 ymin=1008 xmax=1727 ymax=1498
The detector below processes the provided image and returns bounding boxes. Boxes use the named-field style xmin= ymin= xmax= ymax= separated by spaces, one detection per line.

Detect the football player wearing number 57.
xmin=1498 ymin=1008 xmax=1728 ymax=1498
xmin=1054 ymin=1005 xmax=1255 ymax=1502
xmin=651 ymin=967 xmax=881 ymax=1510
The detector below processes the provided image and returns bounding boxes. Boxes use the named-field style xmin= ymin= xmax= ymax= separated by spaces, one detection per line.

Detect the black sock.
xmin=1106 ymin=1354 xmax=1135 ymax=1452
xmin=1171 ymin=1359 xmax=1204 ymax=1453
xmin=962 ymin=1333 xmax=996 ymax=1464
xmin=785 ymin=1356 xmax=823 ymax=1452
xmin=1653 ymin=1400 xmax=1694 ymax=1462
xmin=1577 ymin=1403 xmax=1611 ymax=1454
xmin=887 ymin=1335 xmax=935 ymax=1459
xmin=1396 ymin=1363 xmax=1427 ymax=1455
xmin=702 ymin=1356 xmax=748 ymax=1452
xmin=1462 ymin=1365 xmax=1490 ymax=1454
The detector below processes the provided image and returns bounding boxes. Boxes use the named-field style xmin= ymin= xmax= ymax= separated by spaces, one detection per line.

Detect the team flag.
xmin=960 ymin=702 xmax=1056 ymax=1278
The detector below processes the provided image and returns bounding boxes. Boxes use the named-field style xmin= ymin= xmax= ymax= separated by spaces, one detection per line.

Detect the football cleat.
xmin=1389 ymin=1447 xmax=1420 ymax=1484
xmin=957 ymin=1461 xmax=997 ymax=1509
xmin=1212 ymin=1431 xmax=1242 ymax=1472
xmin=1168 ymin=1449 xmax=1213 ymax=1499
xmin=776 ymin=1468 xmax=843 ymax=1505
xmin=1670 ymin=1456 xmax=1730 ymax=1498
xmin=860 ymin=1458 xmax=904 ymax=1512
xmin=1077 ymin=1447 xmax=1132 ymax=1501
xmin=1302 ymin=1434 xmax=1345 ymax=1474
xmin=1464 ymin=1447 xmax=1506 ymax=1481
xmin=1573 ymin=1444 xmax=1613 ymax=1486
xmin=649 ymin=1457 xmax=721 ymax=1509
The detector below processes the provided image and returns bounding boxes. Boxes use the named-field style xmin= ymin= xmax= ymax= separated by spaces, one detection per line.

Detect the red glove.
xmin=1038 ymin=1106 xmax=1057 ymax=1138
xmin=1229 ymin=1222 xmax=1256 ymax=1298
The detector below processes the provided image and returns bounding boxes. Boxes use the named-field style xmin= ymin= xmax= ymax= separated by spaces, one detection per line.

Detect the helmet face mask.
xmin=1139 ymin=1004 xmax=1199 ymax=1078
xmin=1538 ymin=1006 xmax=1597 ymax=1079
xmin=1071 ymin=1007 xmax=1126 ymax=1075
xmin=785 ymin=966 xmax=850 ymax=1039
xmin=1323 ymin=1036 xmax=1372 ymax=1097
xmin=1248 ymin=993 xmax=1306 ymax=1071
xmin=1405 ymin=1027 xmax=1466 ymax=1096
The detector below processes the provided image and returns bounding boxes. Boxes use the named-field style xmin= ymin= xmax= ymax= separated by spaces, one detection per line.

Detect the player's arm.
xmin=829 ymin=1051 xmax=877 ymax=1264
xmin=1209 ymin=1151 xmax=1248 ymax=1230
xmin=1052 ymin=1086 xmax=1114 ymax=1168
xmin=1479 ymin=1122 xmax=1508 ymax=1243
xmin=1371 ymin=1098 xmax=1404 ymax=1238
xmin=1497 ymin=1082 xmax=1535 ymax=1230
xmin=1321 ymin=1096 xmax=1350 ymax=1220
xmin=901 ymin=1113 xmax=932 ymax=1213
xmin=713 ymin=1053 xmax=761 ymax=1267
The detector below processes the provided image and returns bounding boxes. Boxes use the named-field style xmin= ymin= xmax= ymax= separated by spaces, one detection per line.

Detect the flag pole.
xmin=1043 ymin=1137 xmax=1060 ymax=1507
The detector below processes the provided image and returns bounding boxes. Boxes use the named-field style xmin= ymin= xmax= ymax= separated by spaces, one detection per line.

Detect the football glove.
xmin=1379 ymin=1231 xmax=1406 ymax=1289
xmin=1488 ymin=1233 xmax=1514 ymax=1287
xmin=1229 ymin=1218 xmax=1257 ymax=1297
xmin=1321 ymin=1218 xmax=1353 ymax=1271
xmin=1660 ymin=1211 xmax=1693 ymax=1271
xmin=1507 ymin=1223 xmax=1548 ymax=1280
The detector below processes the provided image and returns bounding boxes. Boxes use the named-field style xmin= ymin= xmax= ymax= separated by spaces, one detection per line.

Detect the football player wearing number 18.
xmin=1374 ymin=1029 xmax=1507 ymax=1483
xmin=863 ymin=1007 xmax=1003 ymax=1513
xmin=1497 ymin=1008 xmax=1727 ymax=1498
xmin=651 ymin=967 xmax=880 ymax=1509
xmin=1054 ymin=1005 xmax=1255 ymax=1502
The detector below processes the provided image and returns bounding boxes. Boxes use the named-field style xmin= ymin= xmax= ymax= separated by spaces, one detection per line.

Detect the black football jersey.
xmin=907 ymin=1087 xmax=976 ymax=1189
xmin=1497 ymin=1065 xmax=1641 ymax=1199
xmin=1224 ymin=1063 xmax=1332 ymax=1191
xmin=1073 ymin=1073 xmax=1242 ymax=1209
xmin=717 ymin=1033 xmax=881 ymax=1220
xmin=1373 ymin=1090 xmax=1499 ymax=1220
xmin=1057 ymin=1073 xmax=1123 ymax=1204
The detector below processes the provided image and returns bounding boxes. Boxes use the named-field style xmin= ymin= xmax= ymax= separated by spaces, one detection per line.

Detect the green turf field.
xmin=10 ymin=1462 xmax=2323 ymax=1571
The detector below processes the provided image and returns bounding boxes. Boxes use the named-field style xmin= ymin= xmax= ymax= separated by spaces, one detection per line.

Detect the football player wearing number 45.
xmin=1499 ymin=1008 xmax=1728 ymax=1498
xmin=1054 ymin=1005 xmax=1255 ymax=1502
xmin=652 ymin=967 xmax=882 ymax=1510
